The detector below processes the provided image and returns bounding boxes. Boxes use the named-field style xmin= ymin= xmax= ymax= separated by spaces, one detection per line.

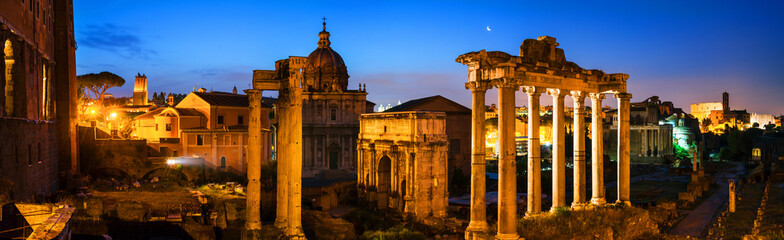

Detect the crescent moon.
xmin=486 ymin=26 xmax=491 ymax=31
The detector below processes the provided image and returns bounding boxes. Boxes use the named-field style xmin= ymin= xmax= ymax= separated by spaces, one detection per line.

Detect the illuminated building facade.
xmin=299 ymin=22 xmax=374 ymax=177
xmin=691 ymin=92 xmax=751 ymax=133
xmin=750 ymin=113 xmax=776 ymax=128
xmin=0 ymin=0 xmax=79 ymax=200
xmin=132 ymin=73 xmax=149 ymax=106
xmin=132 ymin=89 xmax=273 ymax=173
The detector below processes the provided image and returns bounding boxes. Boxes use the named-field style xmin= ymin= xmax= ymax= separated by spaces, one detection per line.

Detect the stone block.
xmin=678 ymin=192 xmax=695 ymax=203
xmin=84 ymin=197 xmax=104 ymax=219
xmin=302 ymin=210 xmax=357 ymax=240
xmin=116 ymin=200 xmax=146 ymax=222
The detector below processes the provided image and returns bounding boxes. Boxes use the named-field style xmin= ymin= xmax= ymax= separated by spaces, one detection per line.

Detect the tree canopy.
xmin=77 ymin=71 xmax=126 ymax=100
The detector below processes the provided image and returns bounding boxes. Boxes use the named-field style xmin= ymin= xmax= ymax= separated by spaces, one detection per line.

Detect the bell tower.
xmin=132 ymin=73 xmax=148 ymax=105
xmin=722 ymin=92 xmax=729 ymax=113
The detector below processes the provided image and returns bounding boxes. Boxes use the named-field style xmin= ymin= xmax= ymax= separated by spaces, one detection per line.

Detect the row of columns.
xmin=638 ymin=128 xmax=673 ymax=157
xmin=465 ymin=82 xmax=632 ymax=240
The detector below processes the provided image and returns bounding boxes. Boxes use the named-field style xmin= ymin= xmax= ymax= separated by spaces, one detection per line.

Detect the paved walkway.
xmin=669 ymin=163 xmax=744 ymax=237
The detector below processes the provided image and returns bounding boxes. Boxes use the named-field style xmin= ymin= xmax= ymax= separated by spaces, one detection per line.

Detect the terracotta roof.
xmin=134 ymin=107 xmax=204 ymax=120
xmin=384 ymin=95 xmax=470 ymax=113
xmin=175 ymin=108 xmax=204 ymax=116
xmin=193 ymin=92 xmax=262 ymax=107
xmin=181 ymin=125 xmax=249 ymax=132
xmin=134 ymin=108 xmax=165 ymax=120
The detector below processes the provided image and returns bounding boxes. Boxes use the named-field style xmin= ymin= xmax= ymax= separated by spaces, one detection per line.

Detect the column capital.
xmin=493 ymin=78 xmax=518 ymax=89
xmin=569 ymin=90 xmax=586 ymax=99
xmin=244 ymin=89 xmax=264 ymax=105
xmin=588 ymin=92 xmax=605 ymax=100
xmin=615 ymin=92 xmax=632 ymax=100
xmin=546 ymin=88 xmax=566 ymax=98
xmin=522 ymin=86 xmax=544 ymax=96
xmin=570 ymin=91 xmax=586 ymax=107
xmin=465 ymin=80 xmax=492 ymax=92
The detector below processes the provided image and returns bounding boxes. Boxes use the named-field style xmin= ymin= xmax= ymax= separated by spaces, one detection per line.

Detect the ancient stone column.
xmin=654 ymin=130 xmax=659 ymax=157
xmin=549 ymin=89 xmax=566 ymax=210
xmin=274 ymin=97 xmax=290 ymax=229
xmin=589 ymin=93 xmax=606 ymax=205
xmin=465 ymin=81 xmax=490 ymax=240
xmin=616 ymin=92 xmax=632 ymax=205
xmin=692 ymin=150 xmax=698 ymax=172
xmin=524 ymin=86 xmax=543 ymax=215
xmin=4 ymin=39 xmax=15 ymax=116
xmin=496 ymin=82 xmax=519 ymax=240
xmin=641 ymin=129 xmax=647 ymax=157
xmin=729 ymin=180 xmax=736 ymax=212
xmin=244 ymin=89 xmax=263 ymax=231
xmin=571 ymin=91 xmax=587 ymax=207
xmin=286 ymin=73 xmax=305 ymax=239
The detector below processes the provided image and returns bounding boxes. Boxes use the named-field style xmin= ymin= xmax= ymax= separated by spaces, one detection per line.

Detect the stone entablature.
xmin=458 ymin=36 xmax=632 ymax=240
xmin=357 ymin=111 xmax=448 ymax=219
xmin=456 ymin=37 xmax=629 ymax=95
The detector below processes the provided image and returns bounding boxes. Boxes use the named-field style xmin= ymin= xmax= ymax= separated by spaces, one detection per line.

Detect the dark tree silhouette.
xmin=77 ymin=71 xmax=126 ymax=101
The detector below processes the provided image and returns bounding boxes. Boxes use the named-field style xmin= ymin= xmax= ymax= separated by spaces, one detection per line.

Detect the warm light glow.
xmin=110 ymin=112 xmax=117 ymax=118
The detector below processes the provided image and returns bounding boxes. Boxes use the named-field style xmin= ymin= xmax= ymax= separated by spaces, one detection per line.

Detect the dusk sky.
xmin=74 ymin=1 xmax=784 ymax=114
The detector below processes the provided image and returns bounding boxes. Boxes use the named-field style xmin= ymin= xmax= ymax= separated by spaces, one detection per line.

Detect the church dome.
xmin=305 ymin=20 xmax=349 ymax=92
xmin=307 ymin=45 xmax=346 ymax=73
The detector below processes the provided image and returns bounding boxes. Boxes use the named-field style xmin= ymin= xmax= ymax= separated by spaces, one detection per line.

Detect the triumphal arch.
xmin=457 ymin=36 xmax=631 ymax=240
xmin=356 ymin=111 xmax=449 ymax=219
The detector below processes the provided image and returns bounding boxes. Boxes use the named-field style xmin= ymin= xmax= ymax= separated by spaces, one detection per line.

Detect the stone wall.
xmin=79 ymin=137 xmax=150 ymax=179
xmin=0 ymin=117 xmax=58 ymax=201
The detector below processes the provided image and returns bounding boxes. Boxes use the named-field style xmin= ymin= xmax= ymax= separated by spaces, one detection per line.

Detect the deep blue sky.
xmin=74 ymin=1 xmax=784 ymax=114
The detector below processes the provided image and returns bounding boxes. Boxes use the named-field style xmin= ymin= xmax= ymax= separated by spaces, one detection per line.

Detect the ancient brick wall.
xmin=79 ymin=138 xmax=150 ymax=179
xmin=0 ymin=118 xmax=58 ymax=201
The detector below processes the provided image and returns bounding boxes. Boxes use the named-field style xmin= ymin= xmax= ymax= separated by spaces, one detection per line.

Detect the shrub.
xmin=361 ymin=225 xmax=425 ymax=240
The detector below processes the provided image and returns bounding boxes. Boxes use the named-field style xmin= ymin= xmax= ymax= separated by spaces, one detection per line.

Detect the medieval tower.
xmin=132 ymin=73 xmax=148 ymax=105
xmin=722 ymin=92 xmax=729 ymax=113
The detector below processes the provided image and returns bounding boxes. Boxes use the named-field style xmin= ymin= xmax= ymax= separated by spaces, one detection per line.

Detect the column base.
xmin=465 ymin=222 xmax=489 ymax=240
xmin=244 ymin=222 xmax=262 ymax=231
xmin=616 ymin=200 xmax=631 ymax=206
xmin=495 ymin=232 xmax=522 ymax=240
xmin=524 ymin=210 xmax=543 ymax=218
xmin=274 ymin=220 xmax=288 ymax=229
xmin=242 ymin=225 xmax=284 ymax=240
xmin=549 ymin=206 xmax=567 ymax=213
xmin=570 ymin=202 xmax=588 ymax=209
xmin=286 ymin=227 xmax=306 ymax=240
xmin=241 ymin=229 xmax=263 ymax=240
xmin=590 ymin=198 xmax=606 ymax=205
